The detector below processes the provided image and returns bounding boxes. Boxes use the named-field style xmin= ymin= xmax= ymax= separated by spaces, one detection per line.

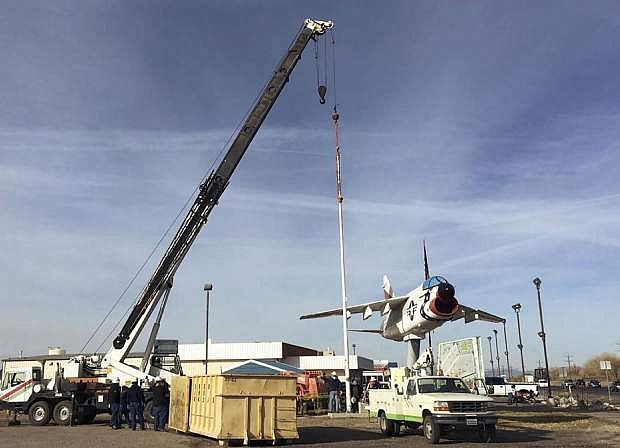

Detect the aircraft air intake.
xmin=429 ymin=282 xmax=459 ymax=316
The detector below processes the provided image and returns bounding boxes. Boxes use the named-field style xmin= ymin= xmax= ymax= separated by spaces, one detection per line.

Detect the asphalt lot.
xmin=1 ymin=405 xmax=619 ymax=448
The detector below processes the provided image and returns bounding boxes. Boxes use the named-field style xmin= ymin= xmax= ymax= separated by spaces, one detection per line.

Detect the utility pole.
xmin=493 ymin=329 xmax=502 ymax=376
xmin=565 ymin=354 xmax=574 ymax=378
xmin=332 ymin=107 xmax=351 ymax=413
xmin=533 ymin=277 xmax=552 ymax=398
xmin=502 ymin=321 xmax=512 ymax=379
xmin=487 ymin=336 xmax=495 ymax=376
xmin=512 ymin=303 xmax=526 ymax=379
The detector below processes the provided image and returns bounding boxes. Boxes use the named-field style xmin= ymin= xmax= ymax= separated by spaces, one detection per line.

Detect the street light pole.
xmin=487 ymin=336 xmax=495 ymax=376
xmin=533 ymin=277 xmax=552 ymax=398
xmin=512 ymin=303 xmax=526 ymax=379
xmin=502 ymin=321 xmax=512 ymax=379
xmin=493 ymin=329 xmax=502 ymax=376
xmin=203 ymin=283 xmax=213 ymax=375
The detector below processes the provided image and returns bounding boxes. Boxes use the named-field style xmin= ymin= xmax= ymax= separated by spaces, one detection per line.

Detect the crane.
xmin=0 ymin=18 xmax=334 ymax=426
xmin=100 ymin=18 xmax=334 ymax=377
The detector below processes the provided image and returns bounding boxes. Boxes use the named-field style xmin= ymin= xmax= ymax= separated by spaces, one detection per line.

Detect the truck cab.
xmin=0 ymin=366 xmax=42 ymax=405
xmin=369 ymin=370 xmax=496 ymax=444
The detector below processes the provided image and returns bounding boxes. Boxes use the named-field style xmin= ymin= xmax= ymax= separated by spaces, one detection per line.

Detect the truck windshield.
xmin=418 ymin=378 xmax=470 ymax=393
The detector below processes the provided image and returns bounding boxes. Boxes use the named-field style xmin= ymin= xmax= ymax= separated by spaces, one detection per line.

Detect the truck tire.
xmin=378 ymin=411 xmax=396 ymax=436
xmin=478 ymin=424 xmax=497 ymax=443
xmin=423 ymin=415 xmax=440 ymax=444
xmin=53 ymin=401 xmax=72 ymax=426
xmin=29 ymin=401 xmax=51 ymax=426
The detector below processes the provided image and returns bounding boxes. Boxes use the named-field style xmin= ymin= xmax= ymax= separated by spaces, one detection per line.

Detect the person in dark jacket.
xmin=108 ymin=378 xmax=121 ymax=429
xmin=127 ymin=379 xmax=145 ymax=430
xmin=324 ymin=371 xmax=341 ymax=413
xmin=151 ymin=377 xmax=170 ymax=431
xmin=120 ymin=385 xmax=130 ymax=426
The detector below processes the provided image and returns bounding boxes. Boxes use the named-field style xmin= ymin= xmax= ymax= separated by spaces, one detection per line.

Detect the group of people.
xmin=107 ymin=376 xmax=170 ymax=431
xmin=323 ymin=371 xmax=363 ymax=413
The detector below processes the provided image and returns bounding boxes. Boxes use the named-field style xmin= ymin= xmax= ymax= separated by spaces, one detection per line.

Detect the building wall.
xmin=1 ymin=341 xmax=319 ymax=380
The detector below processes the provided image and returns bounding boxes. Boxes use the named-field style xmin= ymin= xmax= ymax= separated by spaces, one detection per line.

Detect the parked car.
xmin=575 ymin=379 xmax=586 ymax=387
xmin=563 ymin=379 xmax=575 ymax=389
xmin=611 ymin=380 xmax=620 ymax=392
xmin=588 ymin=379 xmax=601 ymax=388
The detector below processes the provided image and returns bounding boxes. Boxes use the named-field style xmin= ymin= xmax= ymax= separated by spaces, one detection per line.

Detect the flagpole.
xmin=333 ymin=106 xmax=351 ymax=413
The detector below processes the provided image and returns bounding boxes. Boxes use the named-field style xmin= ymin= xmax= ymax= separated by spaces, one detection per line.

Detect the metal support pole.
xmin=332 ymin=107 xmax=351 ymax=413
xmin=487 ymin=336 xmax=495 ymax=376
xmin=512 ymin=303 xmax=526 ymax=379
xmin=502 ymin=321 xmax=512 ymax=379
xmin=493 ymin=329 xmax=502 ymax=376
xmin=533 ymin=277 xmax=552 ymax=398
xmin=204 ymin=283 xmax=213 ymax=375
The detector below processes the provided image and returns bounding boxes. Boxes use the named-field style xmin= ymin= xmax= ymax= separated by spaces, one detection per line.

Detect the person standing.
xmin=120 ymin=384 xmax=130 ymax=426
xmin=127 ymin=379 xmax=145 ymax=430
xmin=108 ymin=378 xmax=121 ymax=429
xmin=151 ymin=377 xmax=170 ymax=431
xmin=324 ymin=371 xmax=341 ymax=413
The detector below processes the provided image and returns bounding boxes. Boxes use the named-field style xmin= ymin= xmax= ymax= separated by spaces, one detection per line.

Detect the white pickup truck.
xmin=369 ymin=369 xmax=497 ymax=444
xmin=485 ymin=376 xmax=539 ymax=399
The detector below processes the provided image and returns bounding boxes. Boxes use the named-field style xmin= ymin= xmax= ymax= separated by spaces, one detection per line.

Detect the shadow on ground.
xmin=295 ymin=426 xmax=384 ymax=444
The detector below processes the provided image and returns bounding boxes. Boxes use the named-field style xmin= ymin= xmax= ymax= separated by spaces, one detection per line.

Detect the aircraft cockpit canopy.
xmin=423 ymin=275 xmax=449 ymax=290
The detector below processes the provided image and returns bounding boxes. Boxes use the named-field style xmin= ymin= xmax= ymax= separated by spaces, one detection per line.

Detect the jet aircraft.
xmin=300 ymin=244 xmax=505 ymax=367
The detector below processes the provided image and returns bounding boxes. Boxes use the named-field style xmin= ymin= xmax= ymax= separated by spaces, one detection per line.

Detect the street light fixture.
xmin=512 ymin=303 xmax=526 ymax=379
xmin=203 ymin=283 xmax=213 ymax=375
xmin=487 ymin=336 xmax=495 ymax=376
xmin=533 ymin=277 xmax=552 ymax=398
xmin=502 ymin=321 xmax=512 ymax=379
xmin=493 ymin=329 xmax=502 ymax=376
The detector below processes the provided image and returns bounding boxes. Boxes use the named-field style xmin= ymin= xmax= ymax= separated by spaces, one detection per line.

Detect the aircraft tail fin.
xmin=423 ymin=240 xmax=430 ymax=280
xmin=382 ymin=274 xmax=393 ymax=299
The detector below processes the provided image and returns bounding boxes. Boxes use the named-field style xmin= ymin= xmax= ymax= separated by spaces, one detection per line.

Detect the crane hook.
xmin=318 ymin=85 xmax=327 ymax=104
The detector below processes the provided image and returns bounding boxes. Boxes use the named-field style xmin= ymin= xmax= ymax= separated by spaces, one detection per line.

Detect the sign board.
xmin=559 ymin=367 xmax=568 ymax=378
xmin=534 ymin=367 xmax=547 ymax=381
xmin=154 ymin=339 xmax=179 ymax=354
xmin=437 ymin=337 xmax=484 ymax=390
xmin=600 ymin=360 xmax=612 ymax=370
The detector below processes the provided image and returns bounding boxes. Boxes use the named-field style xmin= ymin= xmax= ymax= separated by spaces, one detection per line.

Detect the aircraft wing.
xmin=300 ymin=295 xmax=409 ymax=320
xmin=452 ymin=304 xmax=505 ymax=324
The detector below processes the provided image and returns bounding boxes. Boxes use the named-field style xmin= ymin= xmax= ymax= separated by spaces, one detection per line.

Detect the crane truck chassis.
xmin=0 ymin=18 xmax=334 ymax=426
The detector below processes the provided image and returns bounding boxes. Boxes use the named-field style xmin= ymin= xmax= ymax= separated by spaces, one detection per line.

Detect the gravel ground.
xmin=1 ymin=408 xmax=618 ymax=447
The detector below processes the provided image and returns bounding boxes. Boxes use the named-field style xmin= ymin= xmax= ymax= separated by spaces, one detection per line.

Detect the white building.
xmin=1 ymin=341 xmax=374 ymax=379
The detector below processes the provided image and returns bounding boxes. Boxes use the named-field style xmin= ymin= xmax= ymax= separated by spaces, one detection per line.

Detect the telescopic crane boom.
xmin=104 ymin=19 xmax=334 ymax=367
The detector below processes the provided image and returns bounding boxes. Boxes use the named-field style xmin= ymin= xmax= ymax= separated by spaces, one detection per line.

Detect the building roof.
xmin=222 ymin=359 xmax=305 ymax=376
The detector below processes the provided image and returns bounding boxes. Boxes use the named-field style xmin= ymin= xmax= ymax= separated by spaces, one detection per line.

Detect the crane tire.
xmin=29 ymin=401 xmax=51 ymax=426
xmin=53 ymin=400 xmax=72 ymax=426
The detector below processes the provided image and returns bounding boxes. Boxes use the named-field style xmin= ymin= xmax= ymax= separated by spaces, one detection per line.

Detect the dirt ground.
xmin=1 ymin=407 xmax=618 ymax=447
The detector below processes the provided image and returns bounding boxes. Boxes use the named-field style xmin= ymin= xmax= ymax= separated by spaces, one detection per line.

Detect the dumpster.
xmin=169 ymin=375 xmax=191 ymax=432
xmin=169 ymin=374 xmax=298 ymax=445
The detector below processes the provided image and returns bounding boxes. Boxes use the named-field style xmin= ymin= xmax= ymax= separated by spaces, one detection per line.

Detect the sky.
xmin=1 ymin=1 xmax=619 ymax=372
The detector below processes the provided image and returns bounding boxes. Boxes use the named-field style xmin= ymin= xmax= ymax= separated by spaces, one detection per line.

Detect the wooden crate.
xmin=171 ymin=374 xmax=297 ymax=444
xmin=168 ymin=375 xmax=191 ymax=432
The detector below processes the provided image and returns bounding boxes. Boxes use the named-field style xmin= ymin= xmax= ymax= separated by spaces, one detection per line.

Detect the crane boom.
xmin=110 ymin=19 xmax=333 ymax=356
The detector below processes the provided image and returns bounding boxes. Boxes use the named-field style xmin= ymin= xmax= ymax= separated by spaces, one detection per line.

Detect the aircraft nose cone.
xmin=437 ymin=283 xmax=455 ymax=301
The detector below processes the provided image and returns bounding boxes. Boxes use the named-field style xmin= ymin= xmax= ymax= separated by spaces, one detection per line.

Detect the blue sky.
xmin=1 ymin=1 xmax=619 ymax=371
